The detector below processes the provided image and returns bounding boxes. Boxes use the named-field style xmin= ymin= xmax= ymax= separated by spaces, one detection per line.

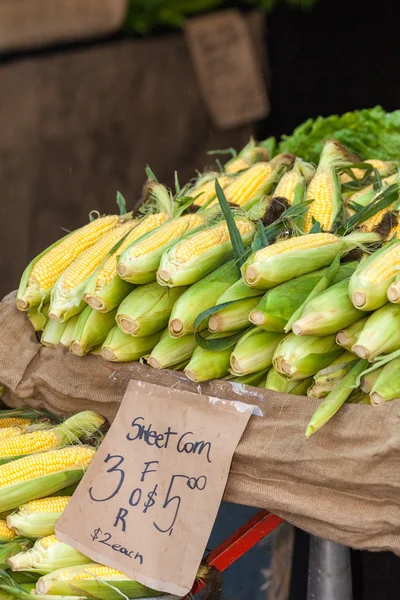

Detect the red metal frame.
xmin=186 ymin=510 xmax=284 ymax=597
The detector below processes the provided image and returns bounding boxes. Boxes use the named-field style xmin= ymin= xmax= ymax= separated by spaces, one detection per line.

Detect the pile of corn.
xmin=0 ymin=408 xmax=163 ymax=600
xmin=13 ymin=137 xmax=400 ymax=437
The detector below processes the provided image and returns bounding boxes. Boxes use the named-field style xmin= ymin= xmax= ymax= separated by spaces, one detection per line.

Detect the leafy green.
xmin=278 ymin=106 xmax=400 ymax=163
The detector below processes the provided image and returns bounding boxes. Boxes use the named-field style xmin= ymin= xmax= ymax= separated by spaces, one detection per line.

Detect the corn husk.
xmin=41 ymin=319 xmax=68 ymax=348
xmin=265 ymin=368 xmax=312 ymax=394
xmin=169 ymin=261 xmax=239 ymax=337
xmin=228 ymin=369 xmax=270 ymax=387
xmin=360 ymin=367 xmax=384 ymax=394
xmin=147 ymin=331 xmax=197 ymax=370
xmin=0 ymin=540 xmax=33 ymax=570
xmin=69 ymin=307 xmax=117 ymax=356
xmin=27 ymin=304 xmax=49 ymax=332
xmin=230 ymin=328 xmax=284 ymax=376
xmin=102 ymin=326 xmax=162 ymax=362
xmin=335 ymin=316 xmax=369 ymax=351
xmin=7 ymin=498 xmax=71 ymax=538
xmin=8 ymin=535 xmax=90 ymax=574
xmin=370 ymin=357 xmax=400 ymax=404
xmin=307 ymin=352 xmax=358 ymax=399
xmin=116 ymin=283 xmax=187 ymax=337
xmin=292 ymin=278 xmax=366 ymax=336
xmin=59 ymin=316 xmax=80 ymax=349
xmin=387 ymin=270 xmax=400 ymax=304
xmin=352 ymin=303 xmax=400 ymax=361
xmin=249 ymin=262 xmax=357 ymax=332
xmin=185 ymin=337 xmax=232 ymax=382
xmin=208 ymin=297 xmax=260 ymax=333
xmin=273 ymin=334 xmax=342 ymax=381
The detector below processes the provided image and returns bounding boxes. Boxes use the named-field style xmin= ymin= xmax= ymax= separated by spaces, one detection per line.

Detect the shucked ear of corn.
xmin=7 ymin=496 xmax=71 ymax=538
xmin=223 ymin=137 xmax=270 ymax=174
xmin=186 ymin=173 xmax=231 ymax=209
xmin=16 ymin=214 xmax=124 ymax=312
xmin=272 ymin=158 xmax=315 ymax=206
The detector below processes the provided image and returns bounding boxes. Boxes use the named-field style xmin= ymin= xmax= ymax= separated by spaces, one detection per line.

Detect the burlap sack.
xmin=1 ymin=292 xmax=400 ymax=555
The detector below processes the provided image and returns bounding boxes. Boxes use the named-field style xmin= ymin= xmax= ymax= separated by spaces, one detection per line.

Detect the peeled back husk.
xmin=8 ymin=535 xmax=91 ymax=574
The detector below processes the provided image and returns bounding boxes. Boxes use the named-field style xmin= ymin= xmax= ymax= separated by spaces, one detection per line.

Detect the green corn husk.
xmin=185 ymin=337 xmax=233 ymax=382
xmin=349 ymin=240 xmax=400 ymax=311
xmin=147 ymin=331 xmax=197 ymax=370
xmin=306 ymin=359 xmax=369 ymax=437
xmin=228 ymin=369 xmax=270 ymax=387
xmin=336 ymin=316 xmax=369 ymax=350
xmin=36 ymin=564 xmax=161 ymax=599
xmin=0 ymin=540 xmax=33 ymax=570
xmin=241 ymin=231 xmax=379 ymax=290
xmin=273 ymin=333 xmax=342 ymax=381
xmin=307 ymin=352 xmax=358 ymax=399
xmin=265 ymin=368 xmax=312 ymax=395
xmin=102 ymin=326 xmax=162 ymax=362
xmin=360 ymin=367 xmax=384 ymax=394
xmin=59 ymin=316 xmax=80 ymax=349
xmin=352 ymin=303 xmax=400 ymax=361
xmin=0 ymin=446 xmax=95 ymax=513
xmin=69 ymin=306 xmax=117 ymax=356
xmin=169 ymin=261 xmax=239 ymax=338
xmin=8 ymin=536 xmax=91 ymax=574
xmin=27 ymin=304 xmax=49 ymax=332
xmin=157 ymin=217 xmax=255 ymax=287
xmin=0 ymin=409 xmax=57 ymax=423
xmin=41 ymin=319 xmax=68 ymax=348
xmin=7 ymin=498 xmax=71 ymax=538
xmin=208 ymin=297 xmax=260 ymax=333
xmin=346 ymin=388 xmax=370 ymax=404
xmin=116 ymin=282 xmax=187 ymax=337
xmin=292 ymin=278 xmax=366 ymax=336
xmin=387 ymin=270 xmax=400 ymax=304
xmin=370 ymin=357 xmax=400 ymax=404
xmin=249 ymin=262 xmax=358 ymax=332
xmin=218 ymin=278 xmax=264 ymax=303
xmin=230 ymin=328 xmax=285 ymax=376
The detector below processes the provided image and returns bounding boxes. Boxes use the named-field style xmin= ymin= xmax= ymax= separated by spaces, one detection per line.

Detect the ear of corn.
xmin=186 ymin=173 xmax=231 ymax=208
xmin=102 ymin=326 xmax=162 ymax=362
xmin=69 ymin=306 xmax=117 ymax=357
xmin=208 ymin=297 xmax=261 ymax=333
xmin=273 ymin=334 xmax=342 ymax=381
xmin=0 ymin=519 xmax=16 ymax=542
xmin=336 ymin=316 xmax=369 ymax=351
xmin=0 ymin=446 xmax=95 ymax=513
xmin=370 ymin=357 xmax=400 ymax=404
xmin=217 ymin=278 xmax=263 ymax=303
xmin=48 ymin=220 xmax=137 ymax=323
xmin=116 ymin=283 xmax=187 ymax=337
xmin=0 ymin=540 xmax=33 ymax=571
xmin=7 ymin=497 xmax=70 ymax=538
xmin=27 ymin=304 xmax=49 ymax=332
xmin=387 ymin=270 xmax=400 ymax=304
xmin=349 ymin=241 xmax=400 ymax=311
xmin=169 ymin=261 xmax=239 ymax=337
xmin=59 ymin=315 xmax=80 ymax=349
xmin=229 ymin=369 xmax=270 ymax=387
xmin=360 ymin=367 xmax=384 ymax=394
xmin=224 ymin=138 xmax=270 ymax=174
xmin=230 ymin=328 xmax=284 ymax=376
xmin=272 ymin=159 xmax=315 ymax=206
xmin=83 ymin=213 xmax=169 ymax=312
xmin=265 ymin=368 xmax=312 ymax=395
xmin=8 ymin=535 xmax=91 ymax=574
xmin=352 ymin=303 xmax=400 ymax=361
xmin=242 ymin=232 xmax=378 ymax=289
xmin=185 ymin=338 xmax=232 ymax=382
xmin=249 ymin=262 xmax=358 ymax=331
xmin=0 ymin=425 xmax=29 ymax=440
xmin=41 ymin=319 xmax=69 ymax=348
xmin=307 ymin=352 xmax=358 ymax=399
xmin=147 ymin=332 xmax=197 ymax=370
xmin=340 ymin=159 xmax=397 ymax=184
xmin=306 ymin=359 xmax=368 ymax=437
xmin=36 ymin=564 xmax=158 ymax=599
xmin=157 ymin=217 xmax=255 ymax=287
xmin=16 ymin=215 xmax=123 ymax=312
xmin=292 ymin=278 xmax=365 ymax=336
xmin=0 ymin=418 xmax=33 ymax=429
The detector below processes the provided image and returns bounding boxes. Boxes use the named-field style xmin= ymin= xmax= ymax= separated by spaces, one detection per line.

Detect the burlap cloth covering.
xmin=1 ymin=292 xmax=400 ymax=554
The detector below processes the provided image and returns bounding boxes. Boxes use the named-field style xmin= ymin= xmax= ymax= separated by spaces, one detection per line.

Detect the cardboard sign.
xmin=185 ymin=10 xmax=270 ymax=130
xmin=56 ymin=380 xmax=254 ymax=596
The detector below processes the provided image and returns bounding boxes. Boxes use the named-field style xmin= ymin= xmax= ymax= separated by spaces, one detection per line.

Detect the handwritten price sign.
xmin=56 ymin=381 xmax=254 ymax=596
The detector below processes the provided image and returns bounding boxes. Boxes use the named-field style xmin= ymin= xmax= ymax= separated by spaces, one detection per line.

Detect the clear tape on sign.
xmin=208 ymin=394 xmax=263 ymax=417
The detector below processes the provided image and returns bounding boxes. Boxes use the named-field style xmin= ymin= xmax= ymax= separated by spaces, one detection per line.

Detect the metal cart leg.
xmin=307 ymin=536 xmax=352 ymax=600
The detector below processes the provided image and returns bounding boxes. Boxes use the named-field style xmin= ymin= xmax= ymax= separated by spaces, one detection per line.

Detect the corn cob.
xmin=0 ymin=418 xmax=32 ymax=429
xmin=336 ymin=316 xmax=369 ymax=351
xmin=0 ymin=519 xmax=15 ymax=542
xmin=249 ymin=262 xmax=357 ymax=331
xmin=169 ymin=261 xmax=239 ymax=337
xmin=8 ymin=534 xmax=91 ymax=574
xmin=157 ymin=217 xmax=255 ymax=287
xmin=0 ymin=425 xmax=29 ymax=440
xmin=83 ymin=213 xmax=169 ymax=312
xmin=48 ymin=220 xmax=137 ymax=323
xmin=307 ymin=352 xmax=358 ymax=399
xmin=304 ymin=139 xmax=358 ymax=232
xmin=272 ymin=159 xmax=315 ymax=205
xmin=27 ymin=304 xmax=49 ymax=332
xmin=36 ymin=563 xmax=158 ymax=599
xmin=185 ymin=339 xmax=232 ymax=382
xmin=369 ymin=357 xmax=400 ymax=404
xmin=349 ymin=240 xmax=400 ymax=310
xmin=102 ymin=326 xmax=162 ymax=362
xmin=186 ymin=173 xmax=231 ymax=208
xmin=0 ymin=446 xmax=95 ymax=513
xmin=147 ymin=331 xmax=197 ymax=370
xmin=0 ymin=411 xmax=103 ymax=464
xmin=352 ymin=303 xmax=400 ymax=361
xmin=17 ymin=215 xmax=123 ymax=311
xmin=230 ymin=328 xmax=284 ymax=376
xmin=117 ymin=214 xmax=205 ymax=284
xmin=69 ymin=306 xmax=117 ymax=356
xmin=7 ymin=496 xmax=70 ymax=538
xmin=265 ymin=368 xmax=312 ymax=394
xmin=273 ymin=334 xmax=342 ymax=381
xmin=224 ymin=138 xmax=270 ymax=174
xmin=340 ymin=159 xmax=397 ymax=184
xmin=306 ymin=359 xmax=368 ymax=437
xmin=116 ymin=283 xmax=187 ymax=337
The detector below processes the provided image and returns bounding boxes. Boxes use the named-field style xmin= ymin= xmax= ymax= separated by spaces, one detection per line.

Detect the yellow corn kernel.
xmin=27 ymin=216 xmax=120 ymax=293
xmin=0 ymin=446 xmax=95 ymax=488
xmin=174 ymin=219 xmax=254 ymax=262
xmin=359 ymin=204 xmax=395 ymax=232
xmin=0 ymin=518 xmax=16 ymax=541
xmin=224 ymin=162 xmax=272 ymax=206
xmin=188 ymin=176 xmax=231 ymax=207
xmin=0 ymin=425 xmax=28 ymax=439
xmin=19 ymin=496 xmax=70 ymax=515
xmin=304 ymin=171 xmax=335 ymax=232
xmin=38 ymin=534 xmax=59 ymax=550
xmin=127 ymin=214 xmax=205 ymax=259
xmin=55 ymin=565 xmax=125 ymax=581
xmin=0 ymin=429 xmax=60 ymax=458
xmin=225 ymin=158 xmax=249 ymax=174
xmin=94 ymin=213 xmax=169 ymax=287
xmin=254 ymin=233 xmax=338 ymax=262
xmin=0 ymin=418 xmax=32 ymax=429
xmin=59 ymin=221 xmax=136 ymax=293
xmin=362 ymin=244 xmax=400 ymax=283
xmin=273 ymin=169 xmax=302 ymax=204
